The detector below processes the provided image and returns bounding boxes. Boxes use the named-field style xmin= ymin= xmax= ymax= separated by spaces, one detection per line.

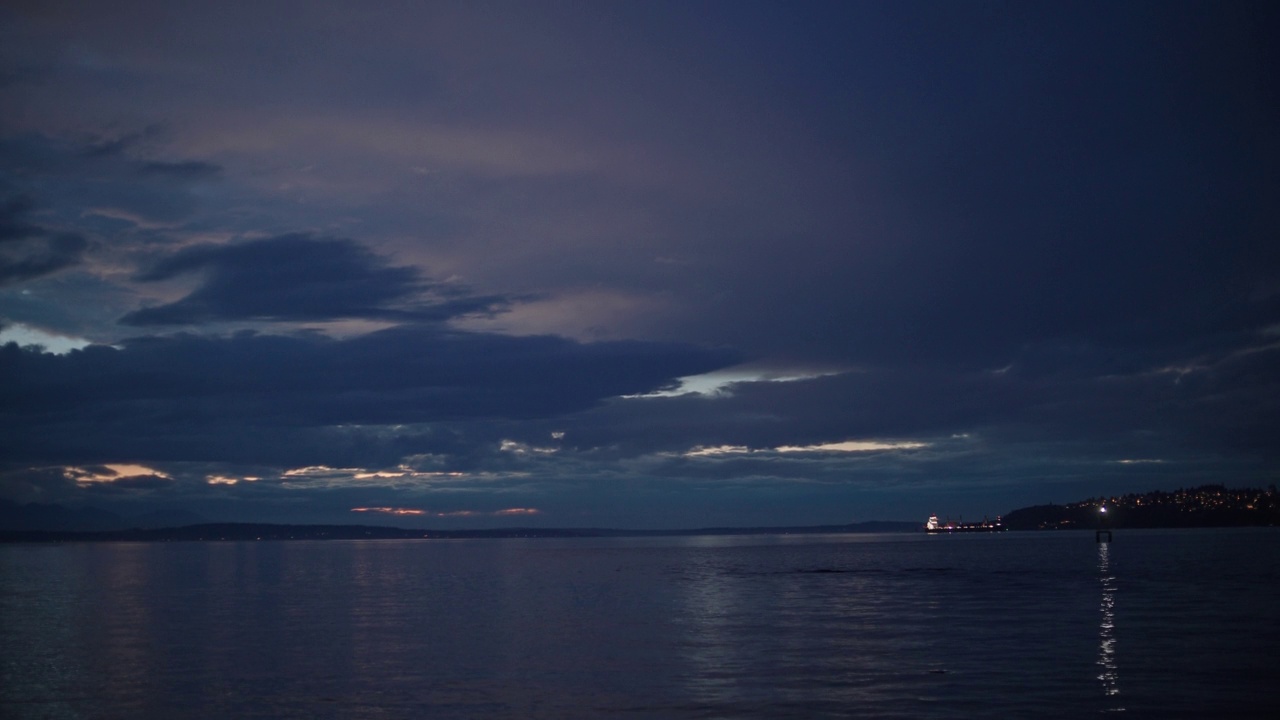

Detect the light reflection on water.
xmin=2 ymin=530 xmax=1277 ymax=719
xmin=1096 ymin=541 xmax=1121 ymax=709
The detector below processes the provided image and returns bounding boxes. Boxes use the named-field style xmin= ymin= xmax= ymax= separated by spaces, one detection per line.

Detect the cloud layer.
xmin=1 ymin=1 xmax=1277 ymax=527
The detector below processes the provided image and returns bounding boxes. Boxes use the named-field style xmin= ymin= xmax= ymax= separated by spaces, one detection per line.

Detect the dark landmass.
xmin=0 ymin=500 xmax=129 ymax=532
xmin=0 ymin=518 xmax=921 ymax=543
xmin=1002 ymin=484 xmax=1279 ymax=530
xmin=0 ymin=499 xmax=208 ymax=532
xmin=4 ymin=484 xmax=1275 ymax=543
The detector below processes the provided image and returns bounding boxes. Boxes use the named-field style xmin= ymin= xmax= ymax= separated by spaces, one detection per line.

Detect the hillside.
xmin=1003 ymin=485 xmax=1279 ymax=530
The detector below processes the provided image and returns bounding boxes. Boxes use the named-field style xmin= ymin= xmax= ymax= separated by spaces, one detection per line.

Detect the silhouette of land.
xmin=1002 ymin=484 xmax=1279 ymax=530
xmin=0 ymin=518 xmax=920 ymax=543
xmin=3 ymin=485 xmax=1275 ymax=542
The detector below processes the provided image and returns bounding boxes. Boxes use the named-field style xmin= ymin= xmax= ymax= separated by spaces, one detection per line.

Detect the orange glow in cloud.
xmin=349 ymin=506 xmax=541 ymax=518
xmin=285 ymin=465 xmax=356 ymax=477
xmin=683 ymin=445 xmax=752 ymax=457
xmin=684 ymin=439 xmax=927 ymax=457
xmin=775 ymin=440 xmax=927 ymax=453
xmin=65 ymin=463 xmax=171 ymax=483
xmin=285 ymin=465 xmax=469 ymax=482
xmin=207 ymin=474 xmax=260 ymax=485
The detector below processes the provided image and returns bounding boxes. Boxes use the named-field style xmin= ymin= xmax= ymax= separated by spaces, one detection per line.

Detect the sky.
xmin=1 ymin=0 xmax=1277 ymax=529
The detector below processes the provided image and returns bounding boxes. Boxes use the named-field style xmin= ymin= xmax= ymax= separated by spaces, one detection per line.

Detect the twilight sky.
xmin=2 ymin=0 xmax=1277 ymax=529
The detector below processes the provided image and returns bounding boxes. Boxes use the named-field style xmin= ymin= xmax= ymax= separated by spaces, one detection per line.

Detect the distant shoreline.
xmin=4 ymin=484 xmax=1275 ymax=542
xmin=0 ymin=520 xmax=925 ymax=543
xmin=1001 ymin=484 xmax=1278 ymax=530
xmin=4 ymin=520 xmax=1277 ymax=544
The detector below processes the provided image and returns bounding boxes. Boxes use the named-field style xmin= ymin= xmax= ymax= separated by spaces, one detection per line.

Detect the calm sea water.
xmin=2 ymin=529 xmax=1277 ymax=719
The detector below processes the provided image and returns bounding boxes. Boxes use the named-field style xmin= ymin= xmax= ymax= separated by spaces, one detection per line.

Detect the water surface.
xmin=2 ymin=529 xmax=1276 ymax=718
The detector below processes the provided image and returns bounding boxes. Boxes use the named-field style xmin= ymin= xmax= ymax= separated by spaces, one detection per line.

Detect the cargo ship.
xmin=925 ymin=515 xmax=1006 ymax=533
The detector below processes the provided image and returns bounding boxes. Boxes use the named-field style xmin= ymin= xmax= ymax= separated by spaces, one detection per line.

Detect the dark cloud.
xmin=0 ymin=195 xmax=89 ymax=284
xmin=0 ymin=466 xmax=78 ymax=505
xmin=81 ymin=474 xmax=174 ymax=492
xmin=0 ymin=325 xmax=739 ymax=466
xmin=607 ymin=2 xmax=1280 ymax=371
xmin=0 ymin=196 xmax=39 ymax=240
xmin=120 ymin=234 xmax=509 ymax=325
xmin=80 ymin=126 xmax=165 ymax=158
xmin=546 ymin=330 xmax=1280 ymax=467
xmin=0 ymin=133 xmax=226 ymax=234
xmin=136 ymin=160 xmax=222 ymax=179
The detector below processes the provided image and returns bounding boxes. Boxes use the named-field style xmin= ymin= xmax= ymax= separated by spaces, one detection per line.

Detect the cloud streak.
xmin=120 ymin=234 xmax=501 ymax=326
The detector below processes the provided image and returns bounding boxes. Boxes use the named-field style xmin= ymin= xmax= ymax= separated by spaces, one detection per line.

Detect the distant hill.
xmin=130 ymin=508 xmax=210 ymax=529
xmin=1003 ymin=485 xmax=1279 ymax=530
xmin=0 ymin=500 xmax=127 ymax=532
xmin=0 ymin=500 xmax=208 ymax=533
xmin=0 ymin=518 xmax=920 ymax=543
xmin=7 ymin=485 xmax=1276 ymax=541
